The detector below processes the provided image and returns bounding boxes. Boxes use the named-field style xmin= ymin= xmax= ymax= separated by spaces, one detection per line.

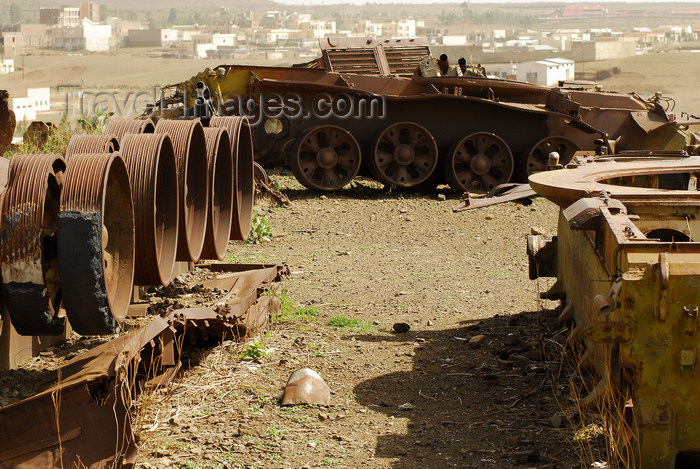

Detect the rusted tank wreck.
xmin=161 ymin=38 xmax=700 ymax=192
xmin=528 ymin=153 xmax=700 ymax=467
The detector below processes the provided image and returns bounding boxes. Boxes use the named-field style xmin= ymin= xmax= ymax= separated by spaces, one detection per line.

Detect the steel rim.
xmin=371 ymin=122 xmax=438 ymax=187
xmin=105 ymin=117 xmax=155 ymax=140
xmin=526 ymin=136 xmax=579 ymax=175
xmin=292 ymin=126 xmax=361 ymax=191
xmin=155 ymin=119 xmax=209 ymax=263
xmin=101 ymin=155 xmax=135 ymax=323
xmin=0 ymin=154 xmax=66 ymax=335
xmin=120 ymin=133 xmax=179 ymax=286
xmin=58 ymin=153 xmax=134 ymax=335
xmin=445 ymin=132 xmax=514 ymax=192
xmin=210 ymin=115 xmax=255 ymax=242
xmin=201 ymin=127 xmax=234 ymax=260
xmin=65 ymin=134 xmax=120 ymax=160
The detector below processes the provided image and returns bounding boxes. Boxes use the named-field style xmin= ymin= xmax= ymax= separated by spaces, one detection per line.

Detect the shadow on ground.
xmin=351 ymin=310 xmax=601 ymax=468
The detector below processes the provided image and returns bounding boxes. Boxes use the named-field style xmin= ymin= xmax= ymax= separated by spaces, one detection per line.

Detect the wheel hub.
xmin=317 ymin=147 xmax=338 ymax=169
xmin=394 ymin=144 xmax=415 ymax=165
xmin=470 ymin=154 xmax=491 ymax=176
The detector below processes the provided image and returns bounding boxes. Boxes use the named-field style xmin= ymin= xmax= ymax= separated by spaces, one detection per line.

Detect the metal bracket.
xmin=654 ymin=252 xmax=670 ymax=322
xmin=584 ymin=321 xmax=631 ymax=343
xmin=680 ymin=306 xmax=698 ymax=376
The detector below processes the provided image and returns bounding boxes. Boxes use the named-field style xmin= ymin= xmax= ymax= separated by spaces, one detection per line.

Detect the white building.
xmin=396 ymin=19 xmax=416 ymax=37
xmin=517 ymin=58 xmax=574 ymax=86
xmin=28 ymin=88 xmax=50 ymax=112
xmin=53 ymin=19 xmax=112 ymax=52
xmin=363 ymin=21 xmax=382 ymax=37
xmin=173 ymin=25 xmax=207 ymax=42
xmin=195 ymin=43 xmax=215 ymax=59
xmin=213 ymin=34 xmax=236 ymax=48
xmin=60 ymin=8 xmax=80 ymax=27
xmin=505 ymin=38 xmax=539 ymax=48
xmin=364 ymin=19 xmax=415 ymax=38
xmin=39 ymin=7 xmax=80 ymax=27
xmin=442 ymin=35 xmax=468 ymax=46
xmin=82 ymin=20 xmax=111 ymax=51
xmin=301 ymin=20 xmax=336 ymax=39
xmin=0 ymin=59 xmax=14 ymax=74
xmin=13 ymin=97 xmax=36 ymax=121
xmin=12 ymin=87 xmax=51 ymax=121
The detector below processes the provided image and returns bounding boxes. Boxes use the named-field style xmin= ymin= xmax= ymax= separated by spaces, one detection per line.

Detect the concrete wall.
xmin=593 ymin=39 xmax=636 ymax=60
xmin=213 ymin=33 xmax=236 ymax=48
xmin=0 ymin=32 xmax=23 ymax=57
xmin=28 ymin=88 xmax=50 ymax=112
xmin=83 ymin=21 xmax=111 ymax=52
xmin=568 ymin=40 xmax=636 ymax=62
xmin=195 ymin=43 xmax=214 ymax=59
xmin=52 ymin=27 xmax=84 ymax=50
xmin=161 ymin=29 xmax=179 ymax=46
xmin=19 ymin=24 xmax=51 ymax=47
xmin=12 ymin=97 xmax=36 ymax=122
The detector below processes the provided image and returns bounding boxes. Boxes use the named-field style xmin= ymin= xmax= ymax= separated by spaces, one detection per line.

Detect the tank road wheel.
xmin=443 ymin=132 xmax=514 ymax=192
xmin=291 ymin=126 xmax=361 ymax=191
xmin=526 ymin=137 xmax=579 ymax=176
xmin=370 ymin=122 xmax=438 ymax=188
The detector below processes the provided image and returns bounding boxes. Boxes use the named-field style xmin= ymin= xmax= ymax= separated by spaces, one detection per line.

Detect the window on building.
xmin=526 ymin=72 xmax=538 ymax=82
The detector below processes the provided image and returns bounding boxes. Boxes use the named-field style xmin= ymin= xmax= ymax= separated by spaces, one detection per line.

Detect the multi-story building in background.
xmin=0 ymin=32 xmax=23 ymax=57
xmin=80 ymin=2 xmax=100 ymax=23
xmin=39 ymin=7 xmax=80 ymax=27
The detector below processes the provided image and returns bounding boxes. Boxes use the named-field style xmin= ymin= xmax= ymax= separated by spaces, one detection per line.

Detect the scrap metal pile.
xmin=0 ymin=116 xmax=286 ymax=467
xmin=0 ymin=116 xmax=255 ymax=339
xmin=160 ymin=38 xmax=700 ymax=193
xmin=528 ymin=153 xmax=700 ymax=467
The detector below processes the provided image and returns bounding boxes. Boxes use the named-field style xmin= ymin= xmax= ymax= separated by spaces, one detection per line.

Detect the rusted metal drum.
xmin=154 ymin=119 xmax=209 ymax=262
xmin=120 ymin=133 xmax=179 ymax=286
xmin=105 ymin=117 xmax=155 ymax=140
xmin=210 ymin=116 xmax=254 ymax=241
xmin=200 ymin=127 xmax=234 ymax=260
xmin=0 ymin=154 xmax=66 ymax=335
xmin=58 ymin=153 xmax=134 ymax=335
xmin=65 ymin=133 xmax=120 ymax=159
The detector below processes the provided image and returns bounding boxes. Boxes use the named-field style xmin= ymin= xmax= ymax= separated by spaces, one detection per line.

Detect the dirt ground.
xmin=130 ymin=175 xmax=606 ymax=469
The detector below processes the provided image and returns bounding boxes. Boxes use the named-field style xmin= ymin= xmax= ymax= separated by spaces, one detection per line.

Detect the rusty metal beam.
xmin=0 ymin=264 xmax=285 ymax=468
